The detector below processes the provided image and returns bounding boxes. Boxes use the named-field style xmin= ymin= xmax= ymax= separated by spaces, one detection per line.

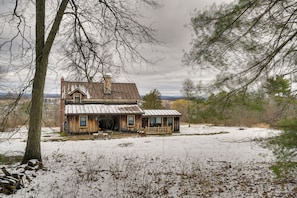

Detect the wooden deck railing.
xmin=144 ymin=126 xmax=172 ymax=135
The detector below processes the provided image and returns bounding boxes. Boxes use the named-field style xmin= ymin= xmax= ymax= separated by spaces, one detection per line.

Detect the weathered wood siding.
xmin=67 ymin=115 xmax=98 ymax=134
xmin=119 ymin=115 xmax=142 ymax=132
xmin=67 ymin=114 xmax=142 ymax=134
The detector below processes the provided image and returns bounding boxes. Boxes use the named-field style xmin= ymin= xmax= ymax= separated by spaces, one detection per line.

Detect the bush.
xmin=267 ymin=118 xmax=297 ymax=181
xmin=0 ymin=154 xmax=23 ymax=165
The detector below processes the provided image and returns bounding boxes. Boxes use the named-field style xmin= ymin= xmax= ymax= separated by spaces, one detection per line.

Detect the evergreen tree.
xmin=184 ymin=0 xmax=297 ymax=179
xmin=142 ymin=89 xmax=163 ymax=109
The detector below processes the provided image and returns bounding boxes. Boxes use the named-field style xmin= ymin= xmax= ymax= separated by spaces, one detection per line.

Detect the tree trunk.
xmin=188 ymin=99 xmax=191 ymax=127
xmin=22 ymin=0 xmax=69 ymax=164
xmin=22 ymin=0 xmax=45 ymax=164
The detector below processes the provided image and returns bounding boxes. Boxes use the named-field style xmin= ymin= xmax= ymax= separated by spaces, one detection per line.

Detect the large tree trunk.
xmin=22 ymin=0 xmax=45 ymax=164
xmin=22 ymin=0 xmax=69 ymax=164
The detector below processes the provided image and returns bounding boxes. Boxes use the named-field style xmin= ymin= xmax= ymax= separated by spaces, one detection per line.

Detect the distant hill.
xmin=160 ymin=96 xmax=185 ymax=101
xmin=0 ymin=92 xmax=60 ymax=100
xmin=0 ymin=92 xmax=183 ymax=100
xmin=44 ymin=94 xmax=60 ymax=98
xmin=139 ymin=95 xmax=185 ymax=101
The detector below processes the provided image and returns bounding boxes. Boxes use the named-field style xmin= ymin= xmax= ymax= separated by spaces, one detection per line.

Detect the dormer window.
xmin=73 ymin=93 xmax=81 ymax=103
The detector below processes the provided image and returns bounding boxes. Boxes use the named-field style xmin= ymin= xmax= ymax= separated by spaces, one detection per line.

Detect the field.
xmin=0 ymin=124 xmax=296 ymax=197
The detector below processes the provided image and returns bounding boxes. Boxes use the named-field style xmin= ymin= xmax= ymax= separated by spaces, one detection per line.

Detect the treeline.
xmin=0 ymin=99 xmax=59 ymax=132
xmin=0 ymin=93 xmax=60 ymax=100
xmin=175 ymin=91 xmax=296 ymax=127
xmin=173 ymin=76 xmax=297 ymax=127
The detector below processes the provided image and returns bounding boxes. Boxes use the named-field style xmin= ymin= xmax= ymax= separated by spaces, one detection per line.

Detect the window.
xmin=168 ymin=117 xmax=173 ymax=126
xmin=80 ymin=116 xmax=87 ymax=127
xmin=156 ymin=117 xmax=162 ymax=126
xmin=74 ymin=93 xmax=81 ymax=103
xmin=150 ymin=117 xmax=162 ymax=127
xmin=127 ymin=115 xmax=135 ymax=126
xmin=150 ymin=117 xmax=156 ymax=127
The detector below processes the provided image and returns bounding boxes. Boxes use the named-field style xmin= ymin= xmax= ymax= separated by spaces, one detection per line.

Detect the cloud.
xmin=114 ymin=0 xmax=231 ymax=96
xmin=1 ymin=0 xmax=232 ymax=96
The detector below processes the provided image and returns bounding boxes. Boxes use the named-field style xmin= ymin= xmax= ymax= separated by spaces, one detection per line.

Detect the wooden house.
xmin=60 ymin=75 xmax=143 ymax=134
xmin=60 ymin=75 xmax=181 ymax=135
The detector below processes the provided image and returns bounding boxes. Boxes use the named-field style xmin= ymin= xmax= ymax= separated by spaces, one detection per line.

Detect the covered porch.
xmin=142 ymin=110 xmax=182 ymax=135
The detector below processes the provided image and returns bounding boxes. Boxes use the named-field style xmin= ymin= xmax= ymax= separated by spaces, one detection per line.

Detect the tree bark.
xmin=22 ymin=0 xmax=69 ymax=164
xmin=22 ymin=0 xmax=45 ymax=164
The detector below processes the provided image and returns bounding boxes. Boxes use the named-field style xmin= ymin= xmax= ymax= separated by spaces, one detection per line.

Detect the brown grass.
xmin=66 ymin=132 xmax=139 ymax=141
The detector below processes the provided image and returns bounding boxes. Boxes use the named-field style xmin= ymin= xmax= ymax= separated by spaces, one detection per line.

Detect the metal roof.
xmin=65 ymin=104 xmax=144 ymax=115
xmin=61 ymin=81 xmax=141 ymax=101
xmin=143 ymin=110 xmax=182 ymax=117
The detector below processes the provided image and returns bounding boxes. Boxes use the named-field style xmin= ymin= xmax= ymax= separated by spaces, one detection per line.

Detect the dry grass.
xmin=65 ymin=132 xmax=139 ymax=141
xmin=9 ymin=153 xmax=295 ymax=197
xmin=251 ymin=123 xmax=270 ymax=128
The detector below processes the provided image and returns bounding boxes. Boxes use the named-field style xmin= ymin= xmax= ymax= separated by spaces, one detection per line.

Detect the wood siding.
xmin=119 ymin=114 xmax=142 ymax=132
xmin=66 ymin=114 xmax=142 ymax=134
xmin=67 ymin=115 xmax=98 ymax=134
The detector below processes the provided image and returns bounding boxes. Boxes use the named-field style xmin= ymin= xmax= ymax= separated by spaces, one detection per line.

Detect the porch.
xmin=142 ymin=109 xmax=182 ymax=133
xmin=144 ymin=126 xmax=172 ymax=135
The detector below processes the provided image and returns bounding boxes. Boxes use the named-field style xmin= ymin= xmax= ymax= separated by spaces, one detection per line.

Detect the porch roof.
xmin=143 ymin=110 xmax=182 ymax=117
xmin=65 ymin=104 xmax=144 ymax=115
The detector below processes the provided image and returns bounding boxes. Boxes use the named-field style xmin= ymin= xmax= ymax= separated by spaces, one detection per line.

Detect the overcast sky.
xmin=1 ymin=0 xmax=232 ymax=96
xmin=117 ymin=0 xmax=232 ymax=96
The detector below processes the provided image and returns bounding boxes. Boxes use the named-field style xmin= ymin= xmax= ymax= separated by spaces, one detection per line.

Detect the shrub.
xmin=267 ymin=118 xmax=297 ymax=181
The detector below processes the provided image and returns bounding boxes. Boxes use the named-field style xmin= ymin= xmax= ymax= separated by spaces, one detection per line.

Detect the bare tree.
xmin=181 ymin=78 xmax=195 ymax=127
xmin=63 ymin=42 xmax=114 ymax=82
xmin=0 ymin=0 xmax=158 ymax=164
xmin=61 ymin=0 xmax=159 ymax=82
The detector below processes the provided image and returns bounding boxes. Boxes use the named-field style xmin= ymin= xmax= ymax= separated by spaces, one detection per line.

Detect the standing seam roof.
xmin=143 ymin=110 xmax=182 ymax=116
xmin=65 ymin=104 xmax=144 ymax=115
xmin=61 ymin=81 xmax=141 ymax=100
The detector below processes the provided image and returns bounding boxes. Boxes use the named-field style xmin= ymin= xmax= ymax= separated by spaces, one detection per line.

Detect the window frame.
xmin=150 ymin=116 xmax=162 ymax=127
xmin=80 ymin=115 xmax=87 ymax=127
xmin=156 ymin=117 xmax=162 ymax=125
xmin=167 ymin=117 xmax=173 ymax=126
xmin=73 ymin=93 xmax=81 ymax=103
xmin=150 ymin=117 xmax=156 ymax=127
xmin=127 ymin=115 xmax=135 ymax=127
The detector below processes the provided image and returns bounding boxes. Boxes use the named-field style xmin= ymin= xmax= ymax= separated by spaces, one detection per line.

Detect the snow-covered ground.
xmin=0 ymin=125 xmax=295 ymax=197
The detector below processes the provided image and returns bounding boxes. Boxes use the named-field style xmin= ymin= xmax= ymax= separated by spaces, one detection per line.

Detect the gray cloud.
xmin=1 ymin=0 xmax=231 ymax=96
xmin=114 ymin=0 xmax=231 ymax=96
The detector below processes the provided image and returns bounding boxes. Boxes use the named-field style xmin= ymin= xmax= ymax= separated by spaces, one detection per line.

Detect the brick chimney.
xmin=103 ymin=74 xmax=112 ymax=94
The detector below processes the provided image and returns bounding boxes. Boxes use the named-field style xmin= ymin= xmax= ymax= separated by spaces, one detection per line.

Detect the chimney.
xmin=103 ymin=74 xmax=112 ymax=94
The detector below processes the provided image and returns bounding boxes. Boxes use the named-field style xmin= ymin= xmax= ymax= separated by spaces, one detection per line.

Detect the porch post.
xmin=120 ymin=115 xmax=121 ymax=132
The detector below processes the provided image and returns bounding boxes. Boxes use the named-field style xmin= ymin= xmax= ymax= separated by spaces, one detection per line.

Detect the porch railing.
xmin=144 ymin=126 xmax=172 ymax=135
